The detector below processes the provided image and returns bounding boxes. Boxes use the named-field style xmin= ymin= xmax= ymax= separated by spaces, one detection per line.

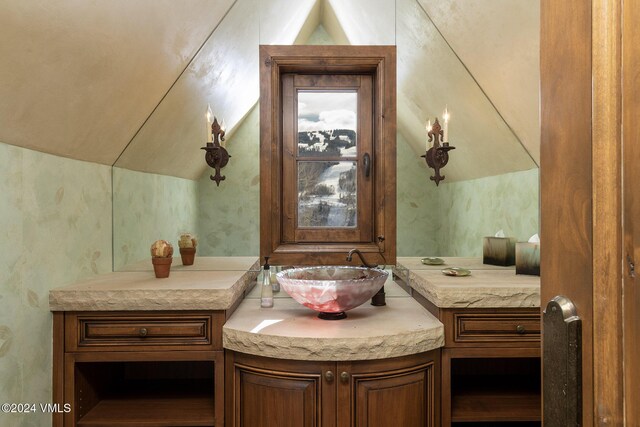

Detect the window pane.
xmin=298 ymin=161 xmax=357 ymax=228
xmin=297 ymin=91 xmax=357 ymax=157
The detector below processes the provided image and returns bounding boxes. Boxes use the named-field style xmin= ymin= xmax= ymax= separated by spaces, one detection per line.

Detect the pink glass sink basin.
xmin=276 ymin=266 xmax=388 ymax=320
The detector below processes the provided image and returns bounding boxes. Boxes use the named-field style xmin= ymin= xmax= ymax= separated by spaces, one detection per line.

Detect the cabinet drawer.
xmin=66 ymin=312 xmax=222 ymax=351
xmin=453 ymin=312 xmax=540 ymax=344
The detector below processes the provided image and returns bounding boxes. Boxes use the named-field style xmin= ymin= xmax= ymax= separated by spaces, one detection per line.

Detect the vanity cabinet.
xmin=410 ymin=291 xmax=541 ymax=426
xmin=226 ymin=351 xmax=439 ymax=427
xmin=53 ymin=310 xmax=227 ymax=427
xmin=441 ymin=308 xmax=541 ymax=425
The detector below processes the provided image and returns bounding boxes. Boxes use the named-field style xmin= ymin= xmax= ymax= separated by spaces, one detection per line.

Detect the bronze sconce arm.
xmin=421 ymin=118 xmax=455 ymax=186
xmin=201 ymin=117 xmax=231 ymax=186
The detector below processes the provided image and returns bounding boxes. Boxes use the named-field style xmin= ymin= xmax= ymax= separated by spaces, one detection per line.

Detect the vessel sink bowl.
xmin=276 ymin=266 xmax=388 ymax=320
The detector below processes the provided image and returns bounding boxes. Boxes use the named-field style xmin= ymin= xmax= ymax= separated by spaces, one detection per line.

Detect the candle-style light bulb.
xmin=442 ymin=106 xmax=450 ymax=143
xmin=206 ymin=105 xmax=213 ymax=143
xmin=426 ymin=120 xmax=432 ymax=150
xmin=220 ymin=119 xmax=227 ymax=148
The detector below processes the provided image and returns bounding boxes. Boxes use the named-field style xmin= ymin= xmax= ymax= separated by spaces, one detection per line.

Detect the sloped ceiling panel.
xmin=419 ymin=0 xmax=540 ymax=165
xmin=0 ymin=0 xmax=234 ymax=164
xmin=326 ymin=0 xmax=395 ymax=45
xmin=260 ymin=0 xmax=319 ymax=45
xmin=115 ymin=0 xmax=317 ymax=179
xmin=396 ymin=0 xmax=536 ymax=181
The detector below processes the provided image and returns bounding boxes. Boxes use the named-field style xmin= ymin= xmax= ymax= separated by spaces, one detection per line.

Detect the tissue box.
xmin=515 ymin=242 xmax=540 ymax=276
xmin=483 ymin=237 xmax=517 ymax=266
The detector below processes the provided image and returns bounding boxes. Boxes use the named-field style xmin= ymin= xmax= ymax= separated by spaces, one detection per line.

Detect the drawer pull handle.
xmin=139 ymin=328 xmax=148 ymax=337
xmin=340 ymin=372 xmax=349 ymax=383
xmin=325 ymin=371 xmax=334 ymax=382
xmin=516 ymin=325 xmax=526 ymax=334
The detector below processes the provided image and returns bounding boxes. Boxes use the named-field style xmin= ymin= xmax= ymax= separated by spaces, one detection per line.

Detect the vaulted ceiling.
xmin=0 ymin=0 xmax=539 ymax=181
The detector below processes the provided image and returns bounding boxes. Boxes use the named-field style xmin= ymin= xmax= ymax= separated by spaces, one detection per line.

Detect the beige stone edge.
xmin=49 ymin=264 xmax=260 ymax=312
xmin=222 ymin=324 xmax=445 ymax=361
xmin=394 ymin=264 xmax=540 ymax=308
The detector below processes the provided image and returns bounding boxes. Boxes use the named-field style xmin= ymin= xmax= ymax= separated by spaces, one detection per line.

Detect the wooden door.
xmin=336 ymin=354 xmax=437 ymax=427
xmin=623 ymin=0 xmax=640 ymax=423
xmin=541 ymin=0 xmax=626 ymax=423
xmin=227 ymin=352 xmax=336 ymax=427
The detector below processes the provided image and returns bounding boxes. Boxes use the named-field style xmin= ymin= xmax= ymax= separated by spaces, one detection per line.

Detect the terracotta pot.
xmin=179 ymin=247 xmax=196 ymax=266
xmin=151 ymin=257 xmax=172 ymax=278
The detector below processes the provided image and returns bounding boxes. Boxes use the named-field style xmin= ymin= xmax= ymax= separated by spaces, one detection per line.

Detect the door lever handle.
xmin=363 ymin=153 xmax=371 ymax=178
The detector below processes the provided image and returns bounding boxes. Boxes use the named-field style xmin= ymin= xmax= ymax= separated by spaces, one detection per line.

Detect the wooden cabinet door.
xmin=336 ymin=354 xmax=437 ymax=427
xmin=227 ymin=352 xmax=336 ymax=427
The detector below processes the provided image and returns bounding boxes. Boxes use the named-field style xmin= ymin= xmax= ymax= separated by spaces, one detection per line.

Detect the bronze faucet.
xmin=346 ymin=249 xmax=377 ymax=268
xmin=346 ymin=249 xmax=386 ymax=306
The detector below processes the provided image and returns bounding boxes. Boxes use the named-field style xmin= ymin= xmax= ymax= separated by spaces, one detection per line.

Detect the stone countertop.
xmin=118 ymin=256 xmax=260 ymax=272
xmin=395 ymin=257 xmax=514 ymax=271
xmin=395 ymin=259 xmax=540 ymax=308
xmin=223 ymin=279 xmax=444 ymax=361
xmin=49 ymin=257 xmax=259 ymax=311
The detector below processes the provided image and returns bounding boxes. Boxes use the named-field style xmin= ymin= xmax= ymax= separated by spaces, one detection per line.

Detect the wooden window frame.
xmin=260 ymin=45 xmax=396 ymax=266
xmin=282 ymin=74 xmax=373 ymax=243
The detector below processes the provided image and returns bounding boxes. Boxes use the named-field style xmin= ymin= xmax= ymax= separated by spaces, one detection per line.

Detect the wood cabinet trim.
xmin=441 ymin=308 xmax=541 ymax=348
xmin=65 ymin=311 xmax=224 ymax=352
xmin=453 ymin=312 xmax=541 ymax=344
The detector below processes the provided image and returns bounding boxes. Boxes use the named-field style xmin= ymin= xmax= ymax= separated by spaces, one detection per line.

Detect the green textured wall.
xmin=437 ymin=168 xmax=539 ymax=256
xmin=193 ymin=111 xmax=539 ymax=258
xmin=197 ymin=106 xmax=260 ymax=256
xmin=112 ymin=167 xmax=198 ymax=269
xmin=194 ymin=105 xmax=442 ymax=257
xmin=0 ymin=142 xmax=112 ymax=427
xmin=396 ymin=132 xmax=441 ymax=256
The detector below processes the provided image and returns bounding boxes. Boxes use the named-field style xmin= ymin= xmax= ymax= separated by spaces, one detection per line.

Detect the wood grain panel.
xmin=227 ymin=351 xmax=336 ymax=427
xmin=623 ymin=0 xmax=640 ymax=423
xmin=240 ymin=371 xmax=317 ymax=427
xmin=66 ymin=312 xmax=222 ymax=352
xmin=454 ymin=313 xmax=540 ymax=343
xmin=591 ymin=0 xmax=624 ymax=423
xmin=441 ymin=308 xmax=540 ymax=348
xmin=354 ymin=370 xmax=429 ymax=427
xmin=540 ymin=0 xmax=594 ymax=424
xmin=338 ymin=352 xmax=438 ymax=427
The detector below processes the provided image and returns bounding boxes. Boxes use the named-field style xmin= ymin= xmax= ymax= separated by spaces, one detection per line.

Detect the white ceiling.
xmin=0 ymin=0 xmax=540 ymax=181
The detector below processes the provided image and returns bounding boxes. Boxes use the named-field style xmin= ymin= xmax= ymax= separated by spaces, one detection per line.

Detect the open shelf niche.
xmin=75 ymin=361 xmax=216 ymax=427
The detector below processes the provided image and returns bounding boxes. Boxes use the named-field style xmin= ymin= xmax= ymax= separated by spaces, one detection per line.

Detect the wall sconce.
xmin=201 ymin=105 xmax=230 ymax=186
xmin=422 ymin=108 xmax=455 ymax=186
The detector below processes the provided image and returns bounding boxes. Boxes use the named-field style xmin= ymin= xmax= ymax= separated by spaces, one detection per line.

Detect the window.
xmin=260 ymin=46 xmax=396 ymax=266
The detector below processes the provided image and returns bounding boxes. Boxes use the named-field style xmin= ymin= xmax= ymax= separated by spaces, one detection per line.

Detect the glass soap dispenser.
xmin=260 ymin=257 xmax=274 ymax=308
xmin=271 ymin=265 xmax=280 ymax=293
